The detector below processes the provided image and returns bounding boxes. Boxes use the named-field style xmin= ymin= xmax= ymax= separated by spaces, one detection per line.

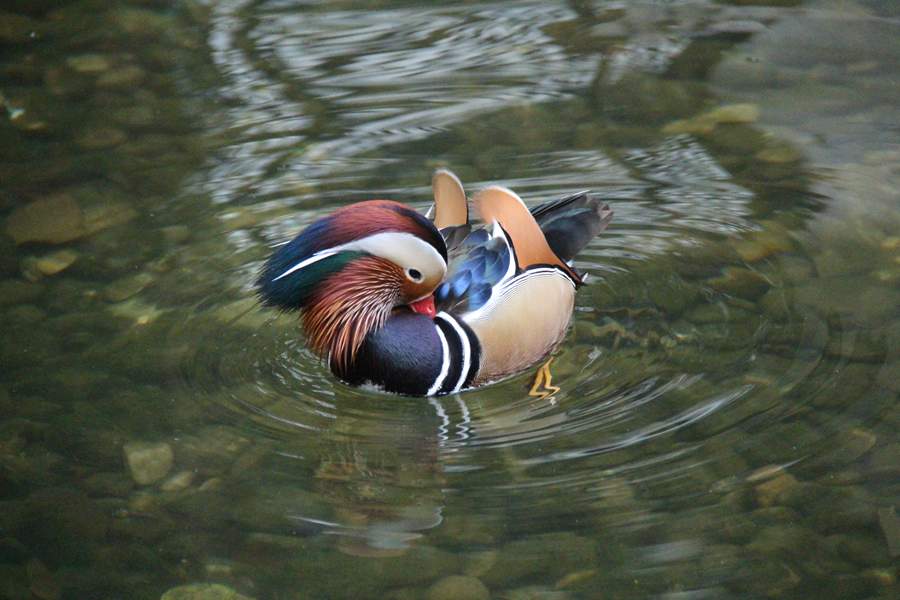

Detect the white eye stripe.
xmin=273 ymin=231 xmax=446 ymax=282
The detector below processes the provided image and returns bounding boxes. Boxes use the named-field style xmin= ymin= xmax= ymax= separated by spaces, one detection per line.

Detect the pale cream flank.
xmin=466 ymin=269 xmax=575 ymax=383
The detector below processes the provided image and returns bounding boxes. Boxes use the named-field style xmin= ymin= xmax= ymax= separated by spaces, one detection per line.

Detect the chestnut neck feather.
xmin=302 ymin=256 xmax=402 ymax=376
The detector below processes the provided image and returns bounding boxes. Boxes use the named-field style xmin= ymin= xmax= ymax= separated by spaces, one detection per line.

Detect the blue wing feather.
xmin=435 ymin=227 xmax=513 ymax=315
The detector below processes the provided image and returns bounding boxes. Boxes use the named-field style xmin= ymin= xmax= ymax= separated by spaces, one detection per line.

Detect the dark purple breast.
xmin=341 ymin=311 xmax=481 ymax=396
xmin=342 ymin=312 xmax=444 ymax=395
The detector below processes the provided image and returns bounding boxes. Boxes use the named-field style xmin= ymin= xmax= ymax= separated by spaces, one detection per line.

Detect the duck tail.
xmin=530 ymin=192 xmax=613 ymax=263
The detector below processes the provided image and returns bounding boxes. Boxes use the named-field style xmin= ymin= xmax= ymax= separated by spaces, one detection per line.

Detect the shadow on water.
xmin=0 ymin=1 xmax=898 ymax=599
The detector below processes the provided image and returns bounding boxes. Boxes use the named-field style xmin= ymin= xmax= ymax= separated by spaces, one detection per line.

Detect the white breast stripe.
xmin=427 ymin=323 xmax=451 ymax=396
xmin=437 ymin=312 xmax=471 ymax=393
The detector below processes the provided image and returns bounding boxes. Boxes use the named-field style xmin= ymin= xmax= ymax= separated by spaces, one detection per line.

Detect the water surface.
xmin=1 ymin=1 xmax=898 ymax=598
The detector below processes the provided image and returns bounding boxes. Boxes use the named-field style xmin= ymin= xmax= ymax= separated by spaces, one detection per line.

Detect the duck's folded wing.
xmin=434 ymin=224 xmax=514 ymax=315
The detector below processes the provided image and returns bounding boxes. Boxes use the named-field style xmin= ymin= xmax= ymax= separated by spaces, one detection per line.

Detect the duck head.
xmin=257 ymin=200 xmax=447 ymax=374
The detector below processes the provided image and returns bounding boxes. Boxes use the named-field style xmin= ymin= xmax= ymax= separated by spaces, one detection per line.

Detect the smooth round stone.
xmin=869 ymin=442 xmax=900 ymax=474
xmin=756 ymin=144 xmax=803 ymax=164
xmin=162 ymin=225 xmax=190 ymax=244
xmin=21 ymin=249 xmax=78 ymax=279
xmin=75 ymin=127 xmax=127 ymax=150
xmin=111 ymin=105 xmax=156 ymax=128
xmin=4 ymin=193 xmax=84 ymax=245
xmin=663 ymin=102 xmax=760 ymax=135
xmin=731 ymin=227 xmax=794 ymax=263
xmin=26 ymin=558 xmax=60 ymax=600
xmin=426 ymin=575 xmax=489 ymax=600
xmin=0 ymin=11 xmax=40 ymax=44
xmin=66 ymin=54 xmax=112 ymax=73
xmin=708 ymin=267 xmax=771 ymax=300
xmin=97 ymin=65 xmax=146 ymax=89
xmin=819 ymin=428 xmax=877 ymax=465
xmin=160 ymin=583 xmax=255 ymax=600
xmin=752 ymin=472 xmax=800 ymax=508
xmin=122 ymin=441 xmax=174 ymax=485
xmin=104 ymin=272 xmax=154 ymax=303
xmin=705 ymin=103 xmax=760 ymax=124
xmin=160 ymin=470 xmax=194 ymax=492
xmin=44 ymin=66 xmax=93 ymax=97
xmin=0 ymin=280 xmax=45 ymax=306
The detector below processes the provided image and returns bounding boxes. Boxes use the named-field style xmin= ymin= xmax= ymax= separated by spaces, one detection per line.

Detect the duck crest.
xmin=257 ymin=200 xmax=447 ymax=312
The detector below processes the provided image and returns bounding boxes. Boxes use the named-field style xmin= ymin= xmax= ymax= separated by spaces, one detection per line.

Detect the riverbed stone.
xmin=66 ymin=54 xmax=112 ymax=73
xmin=747 ymin=524 xmax=819 ymax=557
xmin=808 ymin=486 xmax=877 ymax=532
xmin=0 ymin=279 xmax=44 ymax=306
xmin=97 ymin=65 xmax=146 ymax=89
xmin=174 ymin=425 xmax=252 ymax=472
xmin=731 ymin=227 xmax=794 ymax=263
xmin=708 ymin=267 xmax=771 ymax=300
xmin=5 ymin=192 xmax=135 ymax=245
xmin=663 ymin=103 xmax=760 ymax=135
xmin=21 ymin=249 xmax=78 ymax=279
xmin=426 ymin=575 xmax=489 ymax=600
xmin=833 ymin=533 xmax=891 ymax=567
xmin=160 ymin=470 xmax=195 ymax=492
xmin=26 ymin=558 xmax=60 ymax=600
xmin=869 ymin=442 xmax=900 ymax=476
xmin=751 ymin=469 xmax=800 ymax=508
xmin=478 ymin=532 xmax=596 ymax=587
xmin=25 ymin=487 xmax=110 ymax=562
xmin=820 ymin=427 xmax=877 ymax=465
xmin=160 ymin=583 xmax=255 ymax=600
xmin=229 ymin=483 xmax=328 ymax=533
xmin=82 ymin=471 xmax=135 ymax=497
xmin=0 ymin=10 xmax=40 ymax=44
xmin=5 ymin=193 xmax=83 ymax=244
xmin=104 ymin=272 xmax=155 ymax=302
xmin=0 ymin=564 xmax=29 ymax=600
xmin=76 ymin=127 xmax=127 ymax=150
xmin=123 ymin=441 xmax=174 ymax=485
xmin=756 ymin=143 xmax=803 ymax=164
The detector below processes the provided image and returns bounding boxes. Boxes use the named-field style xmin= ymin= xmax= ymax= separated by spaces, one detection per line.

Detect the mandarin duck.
xmin=257 ymin=170 xmax=612 ymax=396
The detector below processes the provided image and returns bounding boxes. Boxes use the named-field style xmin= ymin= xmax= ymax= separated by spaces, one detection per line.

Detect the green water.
xmin=1 ymin=0 xmax=899 ymax=598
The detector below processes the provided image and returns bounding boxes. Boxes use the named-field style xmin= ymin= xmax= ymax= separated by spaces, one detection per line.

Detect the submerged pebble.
xmin=104 ymin=272 xmax=154 ymax=302
xmin=708 ymin=267 xmax=771 ymax=300
xmin=663 ymin=102 xmax=760 ymax=134
xmin=76 ymin=127 xmax=128 ymax=150
xmin=5 ymin=194 xmax=84 ymax=245
xmin=97 ymin=65 xmax=146 ymax=89
xmin=160 ymin=583 xmax=255 ymax=600
xmin=426 ymin=575 xmax=490 ymax=600
xmin=122 ymin=441 xmax=174 ymax=485
xmin=66 ymin=54 xmax=112 ymax=74
xmin=160 ymin=470 xmax=195 ymax=492
xmin=20 ymin=249 xmax=78 ymax=279
xmin=4 ymin=192 xmax=136 ymax=245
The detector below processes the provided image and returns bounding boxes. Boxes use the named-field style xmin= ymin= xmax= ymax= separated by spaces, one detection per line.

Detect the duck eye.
xmin=406 ymin=268 xmax=423 ymax=283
